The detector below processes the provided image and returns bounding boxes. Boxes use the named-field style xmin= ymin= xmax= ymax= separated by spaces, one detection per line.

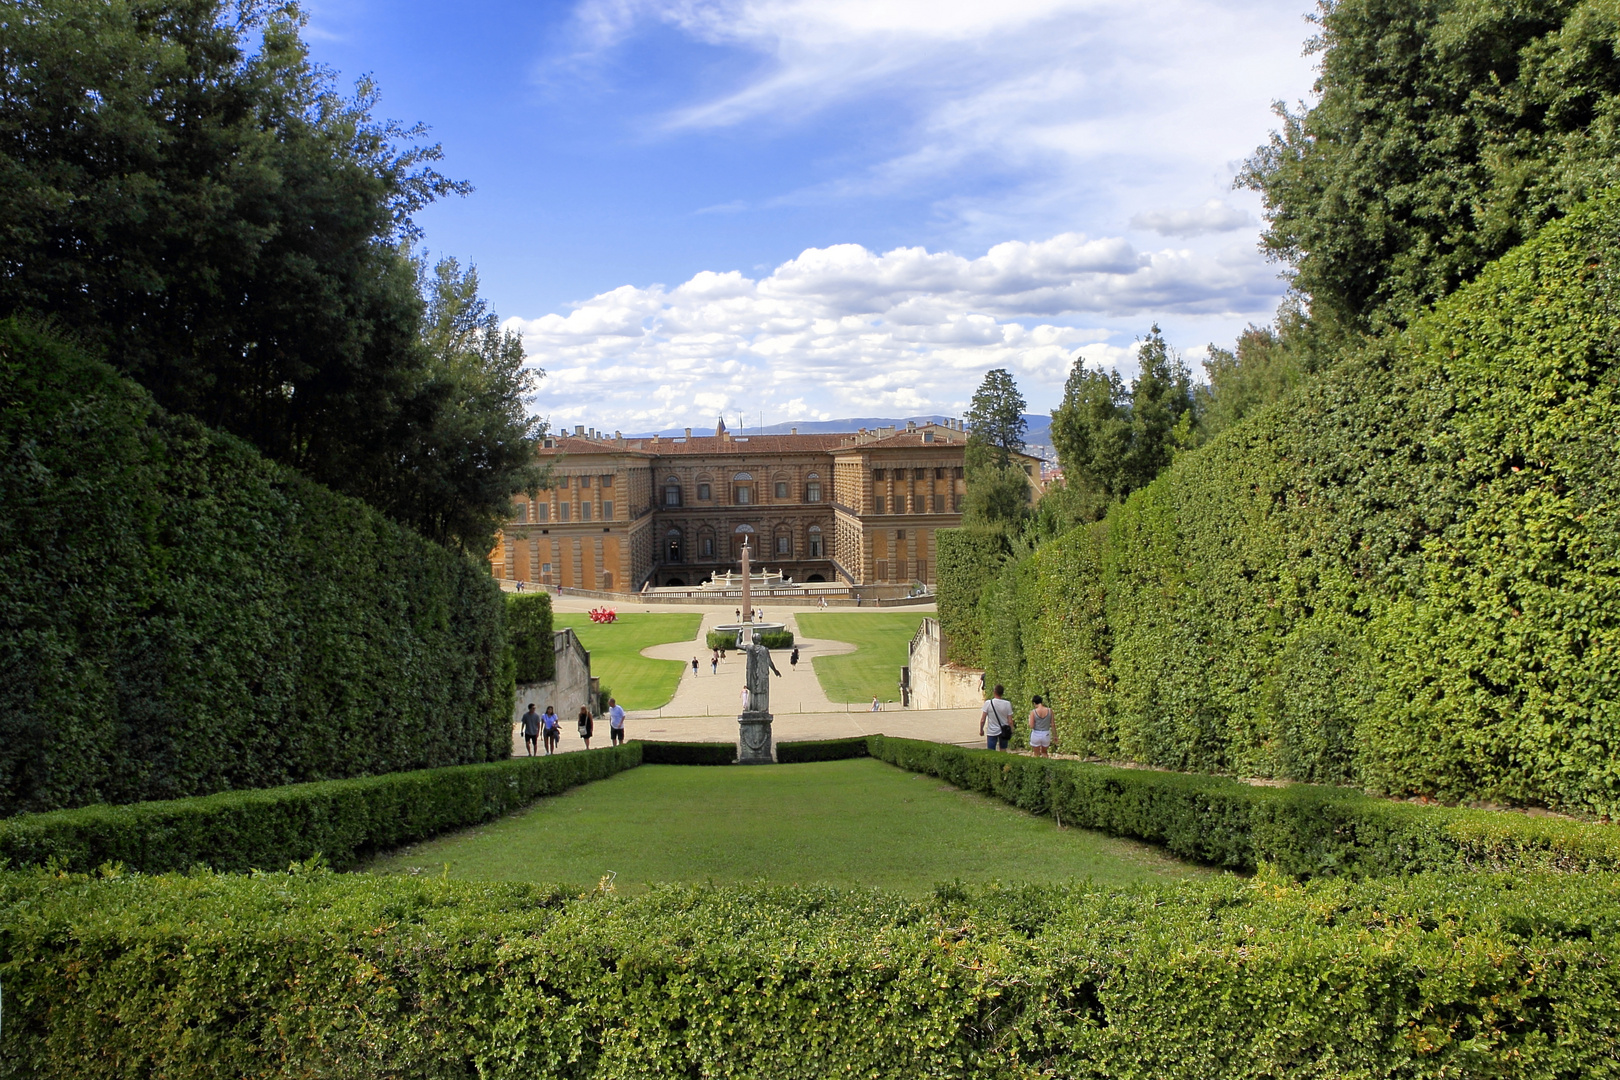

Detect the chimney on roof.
xmin=685 ymin=428 xmax=692 ymax=438
xmin=615 ymin=431 xmax=622 ymax=441
xmin=575 ymin=424 xmax=585 ymax=436
xmin=907 ymin=421 xmax=917 ymax=432
xmin=791 ymin=427 xmax=798 ymax=435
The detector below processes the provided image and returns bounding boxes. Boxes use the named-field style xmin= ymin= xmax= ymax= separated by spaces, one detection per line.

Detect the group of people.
xmin=978 ymin=684 xmax=1055 ymax=755
xmin=519 ymin=698 xmax=628 ymax=756
xmin=736 ymin=606 xmax=765 ymax=621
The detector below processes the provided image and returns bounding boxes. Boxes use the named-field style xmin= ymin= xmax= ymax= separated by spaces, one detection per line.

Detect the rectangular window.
xmin=599 ymin=475 xmax=614 ymax=488
xmin=873 ymin=469 xmax=886 ymax=481
xmin=931 ymin=495 xmax=944 ymax=513
xmin=512 ymin=501 xmax=527 ymax=522
xmin=876 ymin=559 xmax=888 ymax=580
xmin=602 ymin=501 xmax=613 ymax=520
xmin=775 ymin=481 xmax=789 ymax=499
xmin=736 ymin=486 xmax=752 ymax=504
xmin=874 ymin=496 xmax=885 ymax=514
xmin=896 ymin=530 xmax=906 ymax=540
xmin=702 ymin=537 xmax=714 ymax=557
xmin=914 ymin=468 xmax=926 ymax=480
xmin=558 ymin=476 xmax=570 ymax=489
xmin=776 ymin=535 xmax=790 ymax=555
xmin=581 ymin=502 xmax=591 ymax=521
xmin=665 ymin=487 xmax=681 ymax=507
xmin=697 ymin=483 xmax=711 ymax=500
xmin=537 ymin=503 xmax=550 ymax=523
xmin=806 ymin=482 xmax=821 ymax=502
xmin=559 ymin=503 xmax=570 ymax=521
xmin=952 ymin=494 xmax=963 ymax=512
xmin=934 ymin=468 xmax=945 ymax=480
xmin=916 ymin=560 xmax=926 ymax=580
xmin=602 ymin=571 xmax=613 ymax=589
xmin=953 ymin=467 xmax=965 ymax=480
xmin=541 ymin=563 xmax=552 ymax=574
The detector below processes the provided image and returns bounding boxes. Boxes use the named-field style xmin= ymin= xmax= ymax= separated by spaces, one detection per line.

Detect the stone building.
xmin=488 ymin=419 xmax=1040 ymax=593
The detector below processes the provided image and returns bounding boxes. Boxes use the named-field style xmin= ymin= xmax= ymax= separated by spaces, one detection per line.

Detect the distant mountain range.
xmin=622 ymin=413 xmax=1054 ymax=457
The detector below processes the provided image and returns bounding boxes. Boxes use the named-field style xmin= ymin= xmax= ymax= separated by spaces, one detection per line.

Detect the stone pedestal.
xmin=738 ymin=711 xmax=774 ymax=764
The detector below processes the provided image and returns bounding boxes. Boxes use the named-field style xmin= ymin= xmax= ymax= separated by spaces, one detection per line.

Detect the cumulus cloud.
xmin=1131 ymin=200 xmax=1256 ymax=238
xmin=509 ymin=232 xmax=1280 ymax=430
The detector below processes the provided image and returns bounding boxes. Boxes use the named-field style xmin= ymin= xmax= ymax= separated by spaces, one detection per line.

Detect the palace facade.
xmin=488 ymin=419 xmax=1039 ymax=593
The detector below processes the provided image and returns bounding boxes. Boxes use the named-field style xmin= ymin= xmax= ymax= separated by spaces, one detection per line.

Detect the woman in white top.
xmin=1027 ymin=695 xmax=1054 ymax=757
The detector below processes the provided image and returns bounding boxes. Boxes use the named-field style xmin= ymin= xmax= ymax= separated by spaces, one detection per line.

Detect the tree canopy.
xmin=1242 ymin=0 xmax=1620 ymax=338
xmin=0 ymin=0 xmax=541 ymax=551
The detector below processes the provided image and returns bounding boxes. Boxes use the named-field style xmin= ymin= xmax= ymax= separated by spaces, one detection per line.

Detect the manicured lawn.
xmin=795 ymin=611 xmax=926 ymax=704
xmin=367 ymin=758 xmax=1206 ymax=893
xmin=552 ymin=612 xmax=702 ymax=710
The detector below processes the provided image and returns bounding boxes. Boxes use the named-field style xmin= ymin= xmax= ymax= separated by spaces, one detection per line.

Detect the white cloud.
xmin=509 ymin=232 xmax=1280 ymax=430
xmin=1131 ymin=200 xmax=1256 ymax=238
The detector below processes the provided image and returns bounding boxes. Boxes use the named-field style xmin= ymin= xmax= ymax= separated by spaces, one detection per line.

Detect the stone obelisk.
xmin=736 ymin=539 xmax=776 ymax=763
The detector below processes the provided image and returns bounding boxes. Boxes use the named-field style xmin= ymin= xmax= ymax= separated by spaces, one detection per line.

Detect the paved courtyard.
xmin=514 ymin=593 xmax=984 ymax=753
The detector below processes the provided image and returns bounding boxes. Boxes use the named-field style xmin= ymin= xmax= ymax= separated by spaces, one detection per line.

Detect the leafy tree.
xmin=1199 ymin=300 xmax=1314 ymax=440
xmin=0 ymin=0 xmax=518 ymax=532
xmin=964 ymin=368 xmax=1028 ymax=469
xmin=1242 ymin=0 xmax=1620 ymax=338
xmin=1048 ymin=325 xmax=1194 ymax=521
xmin=358 ymin=258 xmax=549 ymax=554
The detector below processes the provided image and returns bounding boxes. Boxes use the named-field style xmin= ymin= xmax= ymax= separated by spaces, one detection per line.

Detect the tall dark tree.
xmin=1242 ymin=0 xmax=1620 ymax=339
xmin=962 ymin=368 xmax=1032 ymax=529
xmin=0 ymin=0 xmax=500 ymax=523
xmin=1048 ymin=325 xmax=1194 ymax=522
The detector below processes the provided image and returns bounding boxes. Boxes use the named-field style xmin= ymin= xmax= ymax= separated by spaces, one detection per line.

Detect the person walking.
xmin=541 ymin=706 xmax=560 ymax=755
xmin=1028 ymin=695 xmax=1054 ymax=757
xmin=710 ymin=654 xmax=718 ymax=675
xmin=692 ymin=656 xmax=700 ymax=676
xmin=577 ymin=705 xmax=594 ymax=749
xmin=870 ymin=696 xmax=881 ymax=712
xmin=980 ymin=685 xmax=1013 ymax=751
xmin=608 ymin=698 xmax=626 ymax=745
xmin=789 ymin=646 xmax=800 ymax=671
xmin=520 ymin=703 xmax=541 ymax=756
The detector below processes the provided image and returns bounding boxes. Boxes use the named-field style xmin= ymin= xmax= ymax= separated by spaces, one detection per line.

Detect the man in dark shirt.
xmin=520 ymin=704 xmax=541 ymax=756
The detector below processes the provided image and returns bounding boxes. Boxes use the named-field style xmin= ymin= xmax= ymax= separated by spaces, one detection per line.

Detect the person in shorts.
xmin=980 ymin=685 xmax=1013 ymax=750
xmin=608 ymin=698 xmax=626 ymax=744
xmin=1028 ymin=695 xmax=1054 ymax=757
xmin=541 ymin=706 xmax=560 ymax=754
xmin=520 ymin=703 xmax=541 ymax=756
xmin=577 ymin=705 xmax=594 ymax=749
xmin=692 ymin=656 xmax=700 ymax=676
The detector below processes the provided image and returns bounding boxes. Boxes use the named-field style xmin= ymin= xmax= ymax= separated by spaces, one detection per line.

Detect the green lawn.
xmin=552 ymin=612 xmax=702 ymax=710
xmin=367 ymin=758 xmax=1206 ymax=893
xmin=795 ymin=612 xmax=925 ymax=704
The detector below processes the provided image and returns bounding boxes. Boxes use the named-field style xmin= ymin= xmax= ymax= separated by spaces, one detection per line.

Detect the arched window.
xmin=732 ymin=472 xmax=753 ymax=505
xmin=808 ymin=525 xmax=823 ymax=558
xmin=666 ymin=529 xmax=683 ymax=563
xmin=805 ymin=473 xmax=822 ymax=502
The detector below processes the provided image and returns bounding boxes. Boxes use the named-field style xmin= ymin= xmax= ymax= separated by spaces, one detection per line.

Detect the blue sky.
xmin=303 ymin=0 xmax=1318 ymax=432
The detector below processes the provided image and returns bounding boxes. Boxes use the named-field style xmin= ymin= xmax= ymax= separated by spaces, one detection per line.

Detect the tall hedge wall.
xmin=507 ymin=591 xmax=556 ymax=682
xmin=0 ymin=321 xmax=514 ymax=815
xmin=933 ymin=526 xmax=1007 ymax=667
xmin=3 ymin=870 xmax=1617 ymax=1078
xmin=960 ymin=194 xmax=1620 ymax=815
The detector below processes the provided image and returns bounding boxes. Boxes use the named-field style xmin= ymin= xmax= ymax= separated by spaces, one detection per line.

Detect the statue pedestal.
xmin=738 ymin=710 xmax=774 ymax=764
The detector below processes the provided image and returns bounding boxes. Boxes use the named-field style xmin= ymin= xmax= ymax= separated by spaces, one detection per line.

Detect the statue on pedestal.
xmin=736 ymin=539 xmax=778 ymax=763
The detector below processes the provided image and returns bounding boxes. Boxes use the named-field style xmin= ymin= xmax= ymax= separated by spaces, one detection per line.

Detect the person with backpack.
xmin=542 ymin=706 xmax=560 ymax=754
xmin=577 ymin=705 xmax=594 ymax=749
xmin=979 ymin=684 xmax=1013 ymax=751
xmin=1028 ymin=695 xmax=1054 ymax=757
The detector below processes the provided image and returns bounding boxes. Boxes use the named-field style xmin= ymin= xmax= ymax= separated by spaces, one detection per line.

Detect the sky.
xmin=302 ymin=0 xmax=1320 ymax=433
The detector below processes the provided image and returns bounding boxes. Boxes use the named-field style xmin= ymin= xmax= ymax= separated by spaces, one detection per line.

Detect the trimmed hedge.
xmin=705 ymin=630 xmax=736 ymax=651
xmin=758 ymin=629 xmax=794 ymax=649
xmin=0 ymin=320 xmax=513 ymax=815
xmin=934 ymin=526 xmax=1007 ymax=667
xmin=507 ymin=591 xmax=555 ymax=682
xmin=0 ymin=745 xmax=641 ymax=874
xmin=957 ymin=193 xmax=1620 ymax=815
xmin=641 ymin=740 xmax=736 ymax=765
xmin=2 ymin=870 xmax=1617 ymax=1078
xmin=776 ymin=737 xmax=869 ymax=764
xmin=868 ymin=736 xmax=1620 ymax=876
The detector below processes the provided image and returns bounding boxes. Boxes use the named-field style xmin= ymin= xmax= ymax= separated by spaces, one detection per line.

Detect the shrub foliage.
xmin=0 ymin=745 xmax=641 ymax=874
xmin=0 ymin=321 xmax=513 ymax=815
xmin=507 ymin=592 xmax=556 ymax=682
xmin=953 ymin=195 xmax=1620 ymax=815
xmin=2 ymin=869 xmax=1616 ymax=1078
xmin=775 ymin=737 xmax=870 ymax=764
xmin=640 ymin=741 xmax=736 ymax=766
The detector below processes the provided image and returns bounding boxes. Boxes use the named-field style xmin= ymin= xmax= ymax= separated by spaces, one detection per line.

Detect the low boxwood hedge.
xmin=868 ymin=736 xmax=1620 ymax=876
xmin=757 ymin=629 xmax=794 ymax=648
xmin=0 ymin=745 xmax=641 ymax=874
xmin=2 ymin=869 xmax=1616 ymax=1078
xmin=640 ymin=740 xmax=736 ymax=766
xmin=776 ymin=737 xmax=869 ymax=764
